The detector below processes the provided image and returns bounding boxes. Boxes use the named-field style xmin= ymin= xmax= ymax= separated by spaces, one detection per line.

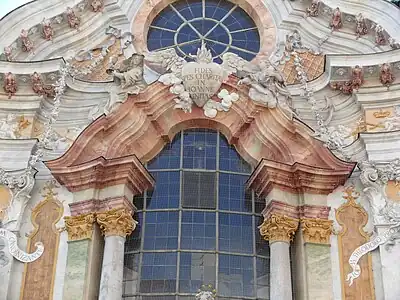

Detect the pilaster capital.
xmin=300 ymin=217 xmax=333 ymax=245
xmin=64 ymin=213 xmax=96 ymax=241
xmin=96 ymin=208 xmax=137 ymax=237
xmin=259 ymin=214 xmax=299 ymax=243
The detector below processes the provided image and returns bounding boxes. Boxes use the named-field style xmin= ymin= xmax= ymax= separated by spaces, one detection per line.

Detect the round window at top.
xmin=147 ymin=0 xmax=261 ymax=64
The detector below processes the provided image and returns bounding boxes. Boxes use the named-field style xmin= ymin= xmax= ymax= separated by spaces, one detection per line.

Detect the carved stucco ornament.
xmin=300 ymin=218 xmax=333 ymax=244
xmin=196 ymin=284 xmax=216 ymax=300
xmin=145 ymin=44 xmax=291 ymax=118
xmin=64 ymin=213 xmax=96 ymax=241
xmin=259 ymin=214 xmax=299 ymax=243
xmin=345 ymin=160 xmax=400 ymax=285
xmin=96 ymin=208 xmax=136 ymax=237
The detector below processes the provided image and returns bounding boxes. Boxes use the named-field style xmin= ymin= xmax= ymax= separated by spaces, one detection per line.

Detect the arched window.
xmin=147 ymin=0 xmax=261 ymax=63
xmin=123 ymin=129 xmax=269 ymax=299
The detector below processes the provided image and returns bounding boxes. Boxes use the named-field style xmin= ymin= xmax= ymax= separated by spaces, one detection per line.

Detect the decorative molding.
xmin=19 ymin=181 xmax=64 ymax=300
xmin=64 ymin=213 xmax=95 ymax=241
xmin=300 ymin=217 xmax=333 ymax=245
xmin=335 ymin=186 xmax=375 ymax=300
xmin=258 ymin=213 xmax=299 ymax=243
xmin=96 ymin=208 xmax=136 ymax=237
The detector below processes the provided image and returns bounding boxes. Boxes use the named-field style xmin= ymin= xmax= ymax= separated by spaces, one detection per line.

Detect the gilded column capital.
xmin=259 ymin=214 xmax=299 ymax=243
xmin=96 ymin=208 xmax=137 ymax=237
xmin=64 ymin=213 xmax=96 ymax=241
xmin=300 ymin=217 xmax=333 ymax=245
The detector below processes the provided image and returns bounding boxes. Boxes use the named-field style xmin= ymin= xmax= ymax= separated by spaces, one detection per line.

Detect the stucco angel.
xmin=222 ymin=52 xmax=291 ymax=108
xmin=111 ymin=53 xmax=148 ymax=94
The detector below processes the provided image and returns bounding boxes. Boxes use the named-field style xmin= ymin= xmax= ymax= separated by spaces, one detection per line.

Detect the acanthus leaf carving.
xmin=258 ymin=214 xmax=299 ymax=243
xmin=96 ymin=208 xmax=136 ymax=237
xmin=64 ymin=213 xmax=96 ymax=241
xmin=301 ymin=217 xmax=333 ymax=244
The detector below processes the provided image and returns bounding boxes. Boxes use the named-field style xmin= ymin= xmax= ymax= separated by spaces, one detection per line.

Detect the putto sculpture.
xmin=355 ymin=13 xmax=368 ymax=39
xmin=306 ymin=0 xmax=320 ymax=17
xmin=41 ymin=18 xmax=54 ymax=41
xmin=3 ymin=72 xmax=17 ymax=99
xmin=20 ymin=29 xmax=34 ymax=53
xmin=330 ymin=7 xmax=342 ymax=31
xmin=195 ymin=284 xmax=216 ymax=300
xmin=90 ymin=0 xmax=104 ymax=12
xmin=66 ymin=7 xmax=80 ymax=29
xmin=379 ymin=63 xmax=395 ymax=87
xmin=145 ymin=44 xmax=290 ymax=118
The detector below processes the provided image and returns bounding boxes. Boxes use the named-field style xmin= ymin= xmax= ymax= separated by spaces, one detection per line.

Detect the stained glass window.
xmin=123 ymin=129 xmax=270 ymax=299
xmin=147 ymin=0 xmax=261 ymax=63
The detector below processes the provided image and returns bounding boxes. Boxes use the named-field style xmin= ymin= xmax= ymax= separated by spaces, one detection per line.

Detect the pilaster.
xmin=47 ymin=155 xmax=154 ymax=300
xmin=248 ymin=158 xmax=352 ymax=300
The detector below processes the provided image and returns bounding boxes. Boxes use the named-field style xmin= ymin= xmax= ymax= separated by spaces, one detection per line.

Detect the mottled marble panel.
xmin=63 ymin=240 xmax=90 ymax=300
xmin=305 ymin=244 xmax=333 ymax=300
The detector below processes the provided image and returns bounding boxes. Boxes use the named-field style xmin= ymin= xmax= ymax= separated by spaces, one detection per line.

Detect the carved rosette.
xmin=64 ymin=213 xmax=96 ymax=241
xmin=300 ymin=218 xmax=333 ymax=244
xmin=259 ymin=214 xmax=299 ymax=243
xmin=96 ymin=208 xmax=137 ymax=237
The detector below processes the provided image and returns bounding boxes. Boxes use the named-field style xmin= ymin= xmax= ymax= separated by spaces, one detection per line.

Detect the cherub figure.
xmin=41 ymin=18 xmax=54 ymax=41
xmin=112 ymin=53 xmax=148 ymax=94
xmin=3 ymin=72 xmax=17 ymax=99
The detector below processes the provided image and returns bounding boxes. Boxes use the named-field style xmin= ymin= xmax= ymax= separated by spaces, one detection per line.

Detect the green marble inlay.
xmin=63 ymin=240 xmax=90 ymax=300
xmin=305 ymin=244 xmax=332 ymax=300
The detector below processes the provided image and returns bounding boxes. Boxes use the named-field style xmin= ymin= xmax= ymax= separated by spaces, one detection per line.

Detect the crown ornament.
xmin=373 ymin=109 xmax=391 ymax=119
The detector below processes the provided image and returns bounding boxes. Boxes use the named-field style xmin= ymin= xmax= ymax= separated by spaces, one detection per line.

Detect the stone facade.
xmin=0 ymin=0 xmax=400 ymax=299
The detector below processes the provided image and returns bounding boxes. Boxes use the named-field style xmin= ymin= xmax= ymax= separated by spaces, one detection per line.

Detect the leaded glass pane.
xmin=146 ymin=172 xmax=180 ymax=209
xmin=179 ymin=252 xmax=216 ymax=292
xmin=147 ymin=134 xmax=181 ymax=170
xmin=183 ymin=129 xmax=217 ymax=169
xmin=143 ymin=211 xmax=179 ymax=250
xmin=218 ymin=254 xmax=254 ymax=297
xmin=219 ymin=134 xmax=252 ymax=173
xmin=181 ymin=211 xmax=216 ymax=250
xmin=140 ymin=252 xmax=177 ymax=293
xmin=219 ymin=173 xmax=252 ymax=212
xmin=256 ymin=257 xmax=270 ymax=299
xmin=123 ymin=253 xmax=140 ymax=294
xmin=219 ymin=213 xmax=253 ymax=254
xmin=182 ymin=171 xmax=216 ymax=209
xmin=125 ymin=212 xmax=142 ymax=252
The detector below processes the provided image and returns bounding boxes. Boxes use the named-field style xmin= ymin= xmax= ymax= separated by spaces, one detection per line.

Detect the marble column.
xmin=97 ymin=208 xmax=137 ymax=300
xmin=259 ymin=213 xmax=299 ymax=300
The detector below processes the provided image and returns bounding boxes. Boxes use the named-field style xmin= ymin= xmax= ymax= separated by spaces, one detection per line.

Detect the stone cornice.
xmin=69 ymin=196 xmax=136 ymax=216
xmin=46 ymin=155 xmax=154 ymax=194
xmin=247 ymin=159 xmax=355 ymax=197
xmin=45 ymin=78 xmax=354 ymax=174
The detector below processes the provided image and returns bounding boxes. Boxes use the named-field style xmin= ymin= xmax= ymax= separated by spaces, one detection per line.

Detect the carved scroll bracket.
xmin=0 ymin=168 xmax=36 ymax=231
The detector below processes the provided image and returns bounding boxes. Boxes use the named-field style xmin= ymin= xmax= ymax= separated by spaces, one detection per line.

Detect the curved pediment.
xmin=46 ymin=76 xmax=354 ymax=176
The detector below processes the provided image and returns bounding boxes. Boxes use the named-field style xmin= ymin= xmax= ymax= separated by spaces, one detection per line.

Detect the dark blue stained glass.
xmin=178 ymin=41 xmax=203 ymax=57
xmin=151 ymin=7 xmax=182 ymax=29
xmin=181 ymin=211 xmax=216 ymax=250
xmin=147 ymin=0 xmax=260 ymax=61
xmin=140 ymin=252 xmax=177 ymax=292
xmin=146 ymin=172 xmax=180 ymax=209
xmin=219 ymin=134 xmax=252 ymax=173
xmin=179 ymin=252 xmax=216 ymax=293
xmin=219 ymin=213 xmax=253 ymax=253
xmin=183 ymin=129 xmax=217 ymax=169
xmin=219 ymin=173 xmax=252 ymax=212
xmin=143 ymin=211 xmax=179 ymax=250
xmin=123 ymin=253 xmax=140 ymax=294
xmin=256 ymin=257 xmax=269 ymax=299
xmin=218 ymin=254 xmax=254 ymax=297
xmin=125 ymin=212 xmax=143 ymax=252
xmin=148 ymin=134 xmax=181 ymax=170
xmin=177 ymin=25 xmax=199 ymax=44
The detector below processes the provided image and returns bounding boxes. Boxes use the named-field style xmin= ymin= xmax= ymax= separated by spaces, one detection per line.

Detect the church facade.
xmin=0 ymin=0 xmax=400 ymax=299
